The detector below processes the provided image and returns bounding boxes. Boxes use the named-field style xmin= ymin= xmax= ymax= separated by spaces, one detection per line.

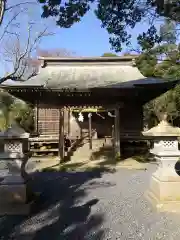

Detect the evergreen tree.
xmin=137 ymin=19 xmax=180 ymax=126
xmin=38 ymin=0 xmax=180 ymax=52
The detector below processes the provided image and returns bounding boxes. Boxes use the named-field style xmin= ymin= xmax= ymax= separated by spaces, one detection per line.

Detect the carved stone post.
xmin=142 ymin=117 xmax=180 ymax=212
xmin=0 ymin=123 xmax=32 ymax=215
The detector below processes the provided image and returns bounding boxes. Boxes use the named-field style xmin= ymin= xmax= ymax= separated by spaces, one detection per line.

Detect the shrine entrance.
xmin=1 ymin=56 xmax=179 ymax=162
xmin=39 ymin=106 xmax=119 ymax=161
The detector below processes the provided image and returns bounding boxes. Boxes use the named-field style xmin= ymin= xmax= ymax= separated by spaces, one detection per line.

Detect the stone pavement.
xmin=0 ymin=163 xmax=180 ymax=239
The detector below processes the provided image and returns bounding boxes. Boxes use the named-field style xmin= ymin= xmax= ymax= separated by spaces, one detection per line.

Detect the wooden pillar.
xmin=88 ymin=113 xmax=92 ymax=150
xmin=34 ymin=102 xmax=39 ymax=134
xmin=112 ymin=125 xmax=115 ymax=148
xmin=58 ymin=108 xmax=65 ymax=161
xmin=114 ymin=107 xmax=120 ymax=156
xmin=68 ymin=108 xmax=71 ymax=136
xmin=80 ymin=127 xmax=83 ymax=139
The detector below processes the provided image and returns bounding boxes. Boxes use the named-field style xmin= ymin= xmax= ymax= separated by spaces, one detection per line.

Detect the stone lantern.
xmin=0 ymin=122 xmax=32 ymax=215
xmin=142 ymin=115 xmax=180 ymax=212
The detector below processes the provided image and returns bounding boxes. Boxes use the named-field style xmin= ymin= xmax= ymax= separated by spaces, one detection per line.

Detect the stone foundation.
xmin=145 ymin=155 xmax=180 ymax=213
xmin=0 ymin=175 xmax=31 ymax=215
xmin=145 ymin=175 xmax=180 ymax=212
xmin=0 ymin=202 xmax=31 ymax=215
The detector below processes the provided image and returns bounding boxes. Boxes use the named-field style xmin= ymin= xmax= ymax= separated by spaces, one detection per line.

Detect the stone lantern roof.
xmin=142 ymin=114 xmax=180 ymax=137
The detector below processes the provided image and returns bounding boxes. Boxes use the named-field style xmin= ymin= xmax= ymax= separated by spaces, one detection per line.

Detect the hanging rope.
xmin=108 ymin=112 xmax=116 ymax=118
xmin=88 ymin=113 xmax=92 ymax=118
xmin=95 ymin=111 xmax=105 ymax=119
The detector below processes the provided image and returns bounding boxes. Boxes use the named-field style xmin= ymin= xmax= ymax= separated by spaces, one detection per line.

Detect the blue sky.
xmin=0 ymin=3 xmax=163 ymax=77
xmin=40 ymin=9 xmax=156 ymax=57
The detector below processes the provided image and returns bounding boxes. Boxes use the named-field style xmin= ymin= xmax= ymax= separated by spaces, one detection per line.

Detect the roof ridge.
xmin=39 ymin=56 xmax=137 ymax=68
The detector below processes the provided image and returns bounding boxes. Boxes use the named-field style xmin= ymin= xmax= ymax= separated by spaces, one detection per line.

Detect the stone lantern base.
xmin=145 ymin=152 xmax=180 ymax=213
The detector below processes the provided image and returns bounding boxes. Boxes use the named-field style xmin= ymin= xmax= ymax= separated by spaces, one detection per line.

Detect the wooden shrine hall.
xmin=1 ymin=56 xmax=179 ymax=159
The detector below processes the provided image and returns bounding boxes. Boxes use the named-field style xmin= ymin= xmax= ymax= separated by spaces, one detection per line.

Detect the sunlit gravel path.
xmin=0 ymin=164 xmax=180 ymax=239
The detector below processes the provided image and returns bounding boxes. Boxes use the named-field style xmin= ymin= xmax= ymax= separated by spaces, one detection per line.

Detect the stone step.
xmin=71 ymin=152 xmax=96 ymax=158
xmin=73 ymin=145 xmax=103 ymax=152
xmin=71 ymin=155 xmax=90 ymax=158
xmin=70 ymin=155 xmax=92 ymax=159
xmin=69 ymin=140 xmax=107 ymax=160
xmin=70 ymin=158 xmax=91 ymax=162
xmin=73 ymin=151 xmax=99 ymax=156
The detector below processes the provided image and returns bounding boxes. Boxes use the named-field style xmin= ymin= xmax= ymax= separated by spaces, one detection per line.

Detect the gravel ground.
xmin=1 ymin=164 xmax=180 ymax=240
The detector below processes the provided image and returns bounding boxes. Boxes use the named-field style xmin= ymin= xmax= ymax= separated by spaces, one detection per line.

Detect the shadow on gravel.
xmin=0 ymin=167 xmax=114 ymax=239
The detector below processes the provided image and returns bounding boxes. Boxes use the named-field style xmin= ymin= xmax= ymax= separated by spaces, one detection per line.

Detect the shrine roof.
xmin=1 ymin=56 xmax=165 ymax=89
xmin=1 ymin=57 xmax=180 ymax=106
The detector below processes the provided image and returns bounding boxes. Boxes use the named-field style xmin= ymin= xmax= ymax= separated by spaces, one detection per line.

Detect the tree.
xmin=0 ymin=0 xmax=53 ymax=83
xmin=0 ymin=0 xmax=5 ymax=25
xmin=10 ymin=101 xmax=35 ymax=132
xmin=136 ymin=17 xmax=180 ymax=77
xmin=136 ymin=53 xmax=157 ymax=77
xmin=136 ymin=18 xmax=180 ymax=127
xmin=0 ymin=90 xmax=14 ymax=130
xmin=37 ymin=0 xmax=180 ymax=52
xmin=0 ymin=27 xmax=50 ymax=83
xmin=1 ymin=1 xmax=179 ymax=52
xmin=0 ymin=91 xmax=35 ymax=132
xmin=160 ymin=18 xmax=177 ymax=44
xmin=0 ymin=1 xmax=38 ymax=26
xmin=0 ymin=46 xmax=75 ymax=132
xmin=0 ymin=1 xmax=54 ymax=132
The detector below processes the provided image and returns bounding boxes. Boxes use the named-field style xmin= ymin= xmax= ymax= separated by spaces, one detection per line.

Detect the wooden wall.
xmin=35 ymin=105 xmax=113 ymax=138
xmin=37 ymin=107 xmax=60 ymax=135
xmin=119 ymin=102 xmax=143 ymax=136
xmin=34 ymin=102 xmax=144 ymax=138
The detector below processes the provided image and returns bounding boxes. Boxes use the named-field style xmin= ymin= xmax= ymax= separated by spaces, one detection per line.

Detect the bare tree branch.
xmin=5 ymin=1 xmax=37 ymax=11
xmin=0 ymin=0 xmax=5 ymax=25
xmin=0 ymin=0 xmax=56 ymax=84
xmin=0 ymin=9 xmax=24 ymax=43
xmin=0 ymin=0 xmax=37 ymax=26
xmin=0 ymin=1 xmax=76 ymax=84
xmin=0 ymin=25 xmax=52 ymax=83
